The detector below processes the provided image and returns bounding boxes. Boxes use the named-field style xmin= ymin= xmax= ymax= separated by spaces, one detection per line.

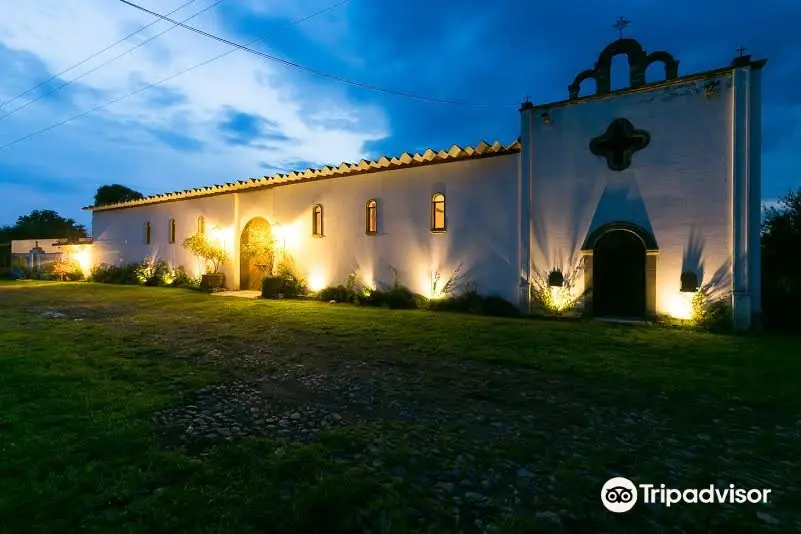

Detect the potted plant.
xmin=182 ymin=231 xmax=229 ymax=289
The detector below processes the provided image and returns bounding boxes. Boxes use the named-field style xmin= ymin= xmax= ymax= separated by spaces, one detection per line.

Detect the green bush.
xmin=135 ymin=258 xmax=171 ymax=286
xmin=317 ymin=285 xmax=357 ymax=303
xmin=428 ymin=289 xmax=484 ymax=314
xmin=362 ymin=285 xmax=419 ymax=309
xmin=427 ymin=291 xmax=519 ymax=317
xmin=261 ymin=276 xmax=283 ymax=298
xmin=169 ymin=266 xmax=201 ymax=288
xmin=692 ymin=292 xmax=732 ymax=332
xmin=261 ymin=262 xmax=308 ymax=299
xmin=47 ymin=259 xmax=84 ymax=281
xmin=481 ymin=295 xmax=521 ymax=317
xmin=89 ymin=263 xmax=140 ymax=285
xmin=386 ymin=285 xmax=417 ymax=309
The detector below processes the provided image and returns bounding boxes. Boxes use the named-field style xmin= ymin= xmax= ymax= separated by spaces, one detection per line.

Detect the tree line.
xmin=0 ymin=184 xmax=143 ymax=267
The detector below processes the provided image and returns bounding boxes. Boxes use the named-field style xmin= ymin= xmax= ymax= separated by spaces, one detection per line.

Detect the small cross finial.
xmin=737 ymin=46 xmax=748 ymax=57
xmin=613 ymin=16 xmax=630 ymax=39
xmin=523 ymin=95 xmax=531 ymax=103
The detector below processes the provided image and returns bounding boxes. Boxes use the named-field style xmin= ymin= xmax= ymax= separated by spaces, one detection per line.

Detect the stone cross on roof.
xmin=613 ymin=16 xmax=631 ymax=40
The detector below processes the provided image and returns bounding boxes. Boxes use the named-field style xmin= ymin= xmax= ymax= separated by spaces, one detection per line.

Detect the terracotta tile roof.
xmin=84 ymin=139 xmax=521 ymax=212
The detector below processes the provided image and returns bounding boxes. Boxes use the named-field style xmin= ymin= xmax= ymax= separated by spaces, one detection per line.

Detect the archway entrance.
xmin=240 ymin=218 xmax=274 ymax=291
xmin=592 ymin=230 xmax=646 ymax=318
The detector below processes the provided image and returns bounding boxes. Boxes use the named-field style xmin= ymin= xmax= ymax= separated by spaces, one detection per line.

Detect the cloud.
xmin=217 ymin=108 xmax=292 ymax=146
xmin=0 ymin=0 xmax=388 ymax=225
xmin=0 ymin=0 xmax=798 ymax=229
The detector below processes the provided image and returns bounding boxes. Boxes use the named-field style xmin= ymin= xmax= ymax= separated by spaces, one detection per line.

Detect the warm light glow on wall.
xmin=308 ymin=271 xmax=326 ymax=292
xmin=209 ymin=225 xmax=233 ymax=253
xmin=549 ymin=286 xmax=577 ymax=312
xmin=272 ymin=223 xmax=298 ymax=251
xmin=430 ymin=271 xmax=445 ymax=300
xmin=64 ymin=244 xmax=93 ymax=277
xmin=423 ymin=264 xmax=462 ymax=300
xmin=666 ymin=291 xmax=694 ymax=320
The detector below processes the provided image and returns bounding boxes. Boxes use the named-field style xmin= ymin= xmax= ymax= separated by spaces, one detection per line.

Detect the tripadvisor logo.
xmin=601 ymin=477 xmax=772 ymax=513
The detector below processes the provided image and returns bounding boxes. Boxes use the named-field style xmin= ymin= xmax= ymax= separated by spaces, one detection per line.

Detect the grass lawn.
xmin=1 ymin=282 xmax=799 ymax=533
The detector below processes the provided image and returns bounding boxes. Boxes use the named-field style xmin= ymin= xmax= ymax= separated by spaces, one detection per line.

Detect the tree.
xmin=761 ymin=188 xmax=801 ymax=329
xmin=182 ymin=232 xmax=229 ymax=274
xmin=0 ymin=209 xmax=87 ymax=241
xmin=94 ymin=184 xmax=144 ymax=207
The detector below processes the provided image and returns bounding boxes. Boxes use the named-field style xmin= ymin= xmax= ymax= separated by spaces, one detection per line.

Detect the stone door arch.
xmin=581 ymin=221 xmax=658 ymax=319
xmin=240 ymin=217 xmax=273 ymax=291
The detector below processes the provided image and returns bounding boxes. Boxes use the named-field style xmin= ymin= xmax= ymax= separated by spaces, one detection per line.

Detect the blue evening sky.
xmin=0 ymin=0 xmax=798 ymax=228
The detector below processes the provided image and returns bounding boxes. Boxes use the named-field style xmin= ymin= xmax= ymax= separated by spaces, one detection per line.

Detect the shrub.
xmin=317 ymin=285 xmax=357 ymax=303
xmin=135 ymin=257 xmax=171 ymax=286
xmin=530 ymin=259 xmax=587 ymax=317
xmin=261 ymin=276 xmax=283 ymax=298
xmin=169 ymin=266 xmax=201 ymax=288
xmin=429 ymin=263 xmax=465 ymax=300
xmin=481 ymin=295 xmax=521 ymax=317
xmin=88 ymin=263 xmax=139 ymax=284
xmin=428 ymin=289 xmax=484 ymax=314
xmin=428 ymin=290 xmax=519 ymax=317
xmin=47 ymin=259 xmax=84 ymax=281
xmin=691 ymin=291 xmax=732 ymax=332
xmin=261 ymin=260 xmax=308 ymax=299
xmin=365 ymin=285 xmax=420 ymax=309
xmin=0 ymin=266 xmax=10 ymax=279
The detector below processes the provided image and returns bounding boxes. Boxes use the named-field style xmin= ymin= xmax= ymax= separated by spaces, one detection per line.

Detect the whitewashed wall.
xmin=525 ymin=74 xmax=735 ymax=317
xmin=90 ymin=154 xmax=520 ymax=302
xmin=11 ymin=239 xmax=65 ymax=254
xmin=91 ymin=194 xmax=236 ymax=280
xmin=238 ymin=154 xmax=520 ymax=301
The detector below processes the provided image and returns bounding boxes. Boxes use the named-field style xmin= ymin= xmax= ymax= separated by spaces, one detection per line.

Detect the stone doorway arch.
xmin=581 ymin=221 xmax=658 ymax=319
xmin=240 ymin=217 xmax=274 ymax=291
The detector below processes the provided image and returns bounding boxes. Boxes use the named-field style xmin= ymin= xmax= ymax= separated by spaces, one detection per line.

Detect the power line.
xmin=0 ymin=0 xmax=199 ymax=111
xmin=120 ymin=0 xmax=516 ymax=107
xmin=0 ymin=0 xmax=228 ymax=123
xmin=0 ymin=0 xmax=353 ymax=150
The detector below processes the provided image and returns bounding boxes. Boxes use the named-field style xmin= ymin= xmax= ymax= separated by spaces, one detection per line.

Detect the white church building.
xmin=86 ymin=38 xmax=766 ymax=329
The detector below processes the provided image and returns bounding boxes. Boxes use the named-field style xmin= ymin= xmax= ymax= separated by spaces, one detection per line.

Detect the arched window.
xmin=366 ymin=199 xmax=377 ymax=235
xmin=312 ymin=204 xmax=323 ymax=236
xmin=168 ymin=218 xmax=176 ymax=243
xmin=197 ymin=216 xmax=205 ymax=235
xmin=431 ymin=193 xmax=446 ymax=231
xmin=144 ymin=221 xmax=151 ymax=245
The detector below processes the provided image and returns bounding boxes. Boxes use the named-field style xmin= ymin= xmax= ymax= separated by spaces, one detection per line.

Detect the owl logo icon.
xmin=601 ymin=477 xmax=638 ymax=513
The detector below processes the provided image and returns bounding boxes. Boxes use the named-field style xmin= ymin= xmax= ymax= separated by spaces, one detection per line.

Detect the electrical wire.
xmin=119 ymin=0 xmax=517 ymax=107
xmin=0 ymin=0 xmax=353 ymax=150
xmin=0 ymin=0 xmax=199 ymax=110
xmin=0 ymin=0 xmax=228 ymax=122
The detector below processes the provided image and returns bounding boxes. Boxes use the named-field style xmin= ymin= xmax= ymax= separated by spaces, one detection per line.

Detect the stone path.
xmin=152 ymin=356 xmax=800 ymax=532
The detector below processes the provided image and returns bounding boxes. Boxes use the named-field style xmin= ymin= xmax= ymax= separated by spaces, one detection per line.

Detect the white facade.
xmin=87 ymin=38 xmax=766 ymax=329
xmin=92 ymin=153 xmax=521 ymax=303
xmin=524 ymin=74 xmax=736 ymax=320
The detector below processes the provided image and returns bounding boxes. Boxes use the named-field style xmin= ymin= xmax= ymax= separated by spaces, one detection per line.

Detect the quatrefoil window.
xmin=589 ymin=118 xmax=651 ymax=171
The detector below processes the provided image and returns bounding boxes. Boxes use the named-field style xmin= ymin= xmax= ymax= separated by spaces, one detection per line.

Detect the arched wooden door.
xmin=240 ymin=218 xmax=273 ymax=290
xmin=592 ymin=230 xmax=646 ymax=318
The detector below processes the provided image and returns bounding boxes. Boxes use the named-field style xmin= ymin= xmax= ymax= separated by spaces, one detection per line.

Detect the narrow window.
xmin=144 ymin=221 xmax=151 ymax=244
xmin=431 ymin=193 xmax=446 ymax=231
xmin=198 ymin=216 xmax=205 ymax=235
xmin=366 ymin=199 xmax=377 ymax=234
xmin=312 ymin=204 xmax=323 ymax=236
xmin=168 ymin=218 xmax=176 ymax=243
